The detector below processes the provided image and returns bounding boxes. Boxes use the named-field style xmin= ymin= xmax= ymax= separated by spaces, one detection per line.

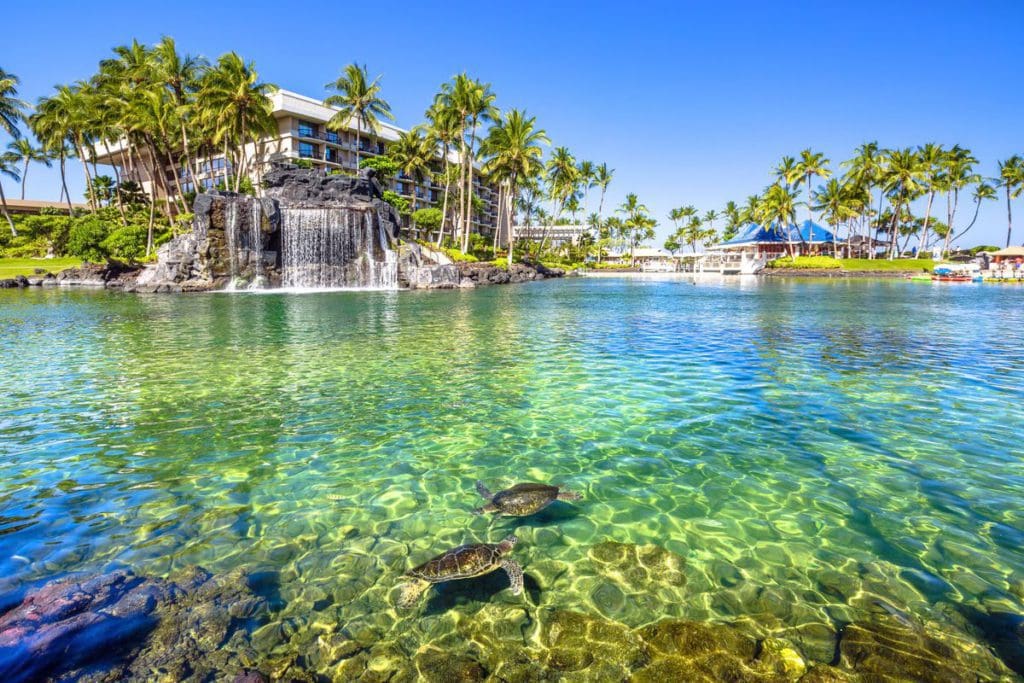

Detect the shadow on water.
xmin=422 ymin=572 xmax=541 ymax=616
xmin=953 ymin=604 xmax=1024 ymax=676
xmin=492 ymin=504 xmax=582 ymax=529
xmin=247 ymin=569 xmax=284 ymax=612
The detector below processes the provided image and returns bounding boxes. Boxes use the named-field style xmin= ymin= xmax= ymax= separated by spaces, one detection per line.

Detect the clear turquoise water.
xmin=1 ymin=277 xmax=1023 ymax=674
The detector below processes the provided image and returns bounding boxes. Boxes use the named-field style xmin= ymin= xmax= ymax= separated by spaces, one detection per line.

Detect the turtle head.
xmin=498 ymin=535 xmax=518 ymax=553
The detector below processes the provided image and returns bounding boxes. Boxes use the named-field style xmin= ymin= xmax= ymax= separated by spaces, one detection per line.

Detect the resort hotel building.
xmin=91 ymin=89 xmax=501 ymax=238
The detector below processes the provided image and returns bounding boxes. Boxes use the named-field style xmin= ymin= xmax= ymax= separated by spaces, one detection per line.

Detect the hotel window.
xmin=298 ymin=142 xmax=318 ymax=159
xmin=325 ymin=148 xmax=338 ymax=163
xmin=298 ymin=120 xmax=317 ymax=138
xmin=325 ymin=131 xmax=338 ymax=144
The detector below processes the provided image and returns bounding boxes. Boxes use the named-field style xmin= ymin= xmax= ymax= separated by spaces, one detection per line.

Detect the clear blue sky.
xmin=4 ymin=0 xmax=1023 ymax=247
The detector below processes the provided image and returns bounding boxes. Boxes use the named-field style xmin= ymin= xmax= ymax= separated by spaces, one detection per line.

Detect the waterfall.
xmin=280 ymin=208 xmax=398 ymax=289
xmin=221 ymin=195 xmax=267 ymax=290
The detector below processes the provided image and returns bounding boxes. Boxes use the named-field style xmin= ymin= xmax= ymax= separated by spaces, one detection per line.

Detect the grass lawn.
xmin=768 ymin=256 xmax=936 ymax=272
xmin=839 ymin=258 xmax=934 ymax=271
xmin=0 ymin=257 xmax=81 ymax=279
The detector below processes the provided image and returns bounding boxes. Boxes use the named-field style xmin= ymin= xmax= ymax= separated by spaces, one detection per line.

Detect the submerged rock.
xmin=0 ymin=566 xmax=270 ymax=683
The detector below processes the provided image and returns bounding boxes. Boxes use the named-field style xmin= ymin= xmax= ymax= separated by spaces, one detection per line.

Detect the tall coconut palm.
xmin=794 ymin=149 xmax=831 ymax=246
xmin=722 ymin=201 xmax=742 ymax=241
xmin=998 ymin=155 xmax=1024 ymax=247
xmin=437 ymin=75 xmax=496 ymax=253
xmin=880 ymin=148 xmax=924 ymax=258
xmin=29 ymin=97 xmax=76 ymax=216
xmin=479 ymin=109 xmax=548 ymax=265
xmin=325 ymin=63 xmax=393 ymax=170
xmin=936 ymin=145 xmax=978 ymax=255
xmin=913 ymin=143 xmax=946 ymax=253
xmin=152 ymin=36 xmax=208 ymax=188
xmin=949 ymin=182 xmax=997 ymax=245
xmin=424 ymin=98 xmax=461 ymax=246
xmin=545 ymin=146 xmax=579 ymax=221
xmin=390 ymin=127 xmax=436 ymax=233
xmin=812 ymin=178 xmax=859 ymax=255
xmin=7 ymin=138 xmax=50 ymax=199
xmin=757 ymin=183 xmax=800 ymax=259
xmin=0 ymin=68 xmax=27 ymax=139
xmin=0 ymin=151 xmax=20 ymax=235
xmin=842 ymin=142 xmax=884 ymax=258
xmin=577 ymin=160 xmax=595 ymax=214
xmin=617 ymin=193 xmax=654 ymax=266
xmin=200 ymin=53 xmax=277 ymax=194
xmin=594 ymin=163 xmax=614 ymax=219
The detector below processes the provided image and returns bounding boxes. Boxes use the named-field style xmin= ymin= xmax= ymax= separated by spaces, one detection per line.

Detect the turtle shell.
xmin=407 ymin=543 xmax=504 ymax=583
xmin=493 ymin=483 xmax=559 ymax=515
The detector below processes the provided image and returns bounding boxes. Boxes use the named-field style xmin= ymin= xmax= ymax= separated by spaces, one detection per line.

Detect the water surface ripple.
xmin=1 ymin=277 xmax=1023 ymax=676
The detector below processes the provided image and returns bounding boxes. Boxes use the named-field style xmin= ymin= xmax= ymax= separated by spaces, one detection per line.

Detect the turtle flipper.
xmin=475 ymin=480 xmax=494 ymax=500
xmin=501 ymin=559 xmax=524 ymax=596
xmin=557 ymin=489 xmax=582 ymax=502
xmin=396 ymin=579 xmax=431 ymax=609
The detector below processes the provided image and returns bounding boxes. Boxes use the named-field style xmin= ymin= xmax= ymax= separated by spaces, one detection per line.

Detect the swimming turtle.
xmin=473 ymin=481 xmax=582 ymax=516
xmin=396 ymin=535 xmax=523 ymax=608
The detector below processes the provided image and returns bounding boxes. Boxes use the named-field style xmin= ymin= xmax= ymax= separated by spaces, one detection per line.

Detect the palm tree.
xmin=577 ymin=160 xmax=595 ymax=214
xmin=152 ymin=36 xmax=208 ymax=189
xmin=7 ymin=138 xmax=50 ymax=199
xmin=325 ymin=63 xmax=393 ymax=169
xmin=390 ymin=127 xmax=436 ymax=233
xmin=594 ymin=163 xmax=614 ymax=219
xmin=617 ymin=193 xmax=654 ymax=266
xmin=200 ymin=53 xmax=277 ymax=194
xmin=842 ymin=142 xmax=884 ymax=258
xmin=936 ymin=145 xmax=979 ymax=255
xmin=912 ymin=143 xmax=947 ymax=253
xmin=757 ymin=183 xmax=800 ymax=259
xmin=880 ymin=148 xmax=924 ymax=258
xmin=998 ymin=155 xmax=1024 ymax=247
xmin=437 ymin=75 xmax=496 ymax=253
xmin=702 ymin=209 xmax=719 ymax=235
xmin=0 ymin=151 xmax=20 ymax=235
xmin=545 ymin=146 xmax=579 ymax=221
xmin=722 ymin=201 xmax=742 ymax=241
xmin=812 ymin=178 xmax=859 ymax=256
xmin=424 ymin=98 xmax=461 ymax=246
xmin=29 ymin=98 xmax=76 ymax=216
xmin=479 ymin=109 xmax=548 ymax=266
xmin=949 ymin=182 xmax=997 ymax=246
xmin=794 ymin=149 xmax=831 ymax=246
xmin=0 ymin=68 xmax=27 ymax=140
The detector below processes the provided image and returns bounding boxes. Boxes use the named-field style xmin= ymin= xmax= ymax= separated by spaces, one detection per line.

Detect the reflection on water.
xmin=1 ymin=279 xmax=1023 ymax=678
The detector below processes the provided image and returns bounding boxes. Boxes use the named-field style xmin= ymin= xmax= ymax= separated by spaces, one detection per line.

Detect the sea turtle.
xmin=396 ymin=535 xmax=523 ymax=608
xmin=473 ymin=481 xmax=582 ymax=517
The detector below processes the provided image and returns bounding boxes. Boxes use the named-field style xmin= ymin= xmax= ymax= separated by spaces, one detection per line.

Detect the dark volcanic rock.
xmin=56 ymin=261 xmax=143 ymax=289
xmin=0 ymin=567 xmax=270 ymax=683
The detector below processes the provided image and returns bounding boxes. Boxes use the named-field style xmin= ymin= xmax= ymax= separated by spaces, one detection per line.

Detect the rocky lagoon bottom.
xmin=1 ymin=276 xmax=1022 ymax=681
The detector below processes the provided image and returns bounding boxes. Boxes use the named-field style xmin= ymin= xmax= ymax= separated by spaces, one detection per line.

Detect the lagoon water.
xmin=2 ymin=276 xmax=1023 ymax=678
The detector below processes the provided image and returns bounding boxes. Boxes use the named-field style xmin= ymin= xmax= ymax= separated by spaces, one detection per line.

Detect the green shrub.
xmin=382 ymin=190 xmax=410 ymax=215
xmin=101 ymin=223 xmax=149 ymax=262
xmin=292 ymin=159 xmax=314 ymax=169
xmin=767 ymin=255 xmax=842 ymax=269
xmin=411 ymin=207 xmax=442 ymax=231
xmin=359 ymin=155 xmax=399 ymax=177
xmin=66 ymin=216 xmax=110 ymax=262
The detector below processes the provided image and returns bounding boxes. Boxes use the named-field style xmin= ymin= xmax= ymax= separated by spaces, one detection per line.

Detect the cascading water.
xmin=280 ymin=208 xmax=398 ymax=289
xmin=221 ymin=196 xmax=267 ymax=290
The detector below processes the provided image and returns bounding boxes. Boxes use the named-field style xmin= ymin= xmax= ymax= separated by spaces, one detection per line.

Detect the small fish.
xmin=11 ymin=555 xmax=30 ymax=564
xmin=872 ymin=599 xmax=917 ymax=630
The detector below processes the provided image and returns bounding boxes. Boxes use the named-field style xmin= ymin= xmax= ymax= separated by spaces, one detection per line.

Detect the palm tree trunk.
xmin=917 ymin=190 xmax=935 ymax=254
xmin=354 ymin=118 xmax=362 ymax=170
xmin=456 ymin=126 xmax=468 ymax=250
xmin=462 ymin=123 xmax=478 ymax=254
xmin=20 ymin=158 xmax=28 ymax=200
xmin=437 ymin=146 xmax=451 ymax=248
xmin=180 ymin=120 xmax=200 ymax=189
xmin=507 ymin=175 xmax=517 ymax=268
xmin=1006 ymin=187 xmax=1014 ymax=248
xmin=0 ymin=182 xmax=16 ymax=237
xmin=102 ymin=140 xmax=129 ymax=226
xmin=76 ymin=138 xmax=96 ymax=212
xmin=146 ymin=186 xmax=157 ymax=257
xmin=223 ymin=139 xmax=231 ymax=191
xmin=59 ymin=154 xmax=74 ymax=217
